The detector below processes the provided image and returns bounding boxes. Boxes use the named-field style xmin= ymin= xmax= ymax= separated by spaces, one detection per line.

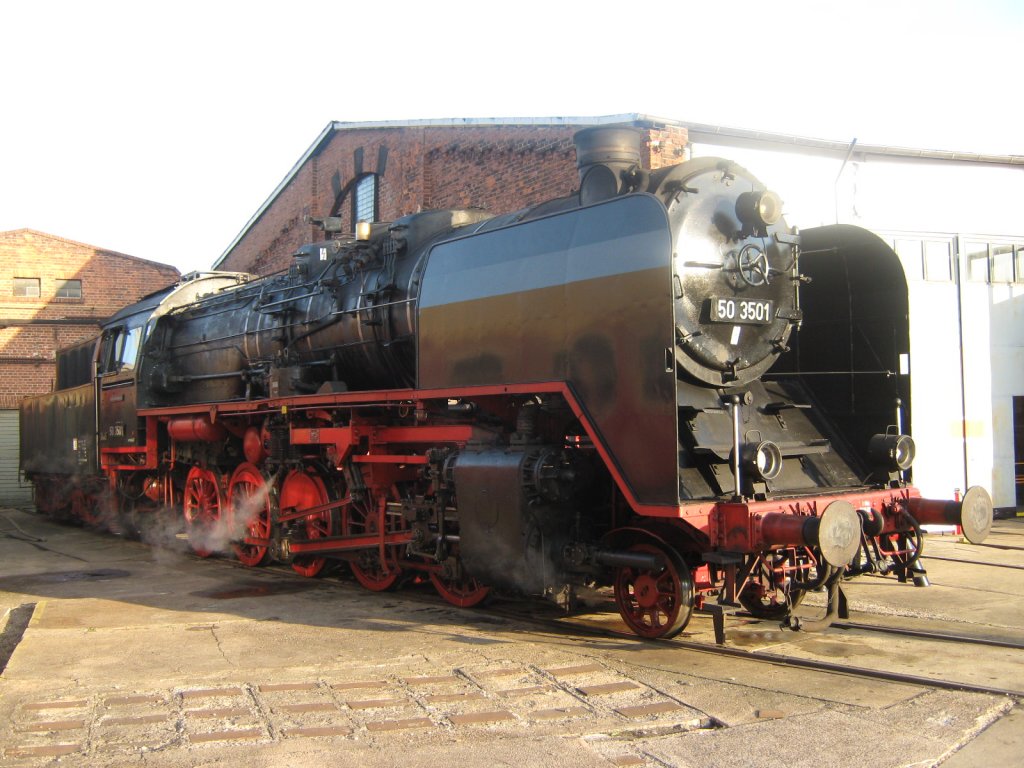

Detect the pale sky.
xmin=1 ymin=0 xmax=1021 ymax=275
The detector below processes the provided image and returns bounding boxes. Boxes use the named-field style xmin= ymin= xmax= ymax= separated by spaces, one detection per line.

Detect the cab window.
xmin=101 ymin=322 xmax=144 ymax=374
xmin=120 ymin=325 xmax=142 ymax=370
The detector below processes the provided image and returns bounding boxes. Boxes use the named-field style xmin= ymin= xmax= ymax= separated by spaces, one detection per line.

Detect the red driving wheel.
xmin=228 ymin=463 xmax=274 ymax=567
xmin=280 ymin=466 xmax=334 ymax=578
xmin=183 ymin=466 xmax=224 ymax=557
xmin=343 ymin=491 xmax=406 ymax=592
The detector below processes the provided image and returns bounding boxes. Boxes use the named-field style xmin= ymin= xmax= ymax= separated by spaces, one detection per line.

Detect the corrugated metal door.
xmin=0 ymin=410 xmax=33 ymax=506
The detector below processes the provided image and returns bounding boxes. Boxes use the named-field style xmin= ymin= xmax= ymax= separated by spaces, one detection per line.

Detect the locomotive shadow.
xmin=0 ymin=506 xmax=660 ymax=651
xmin=6 ymin=506 xmax=931 ymax=655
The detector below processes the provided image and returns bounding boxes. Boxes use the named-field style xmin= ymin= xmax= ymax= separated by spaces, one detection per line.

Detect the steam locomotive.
xmin=20 ymin=126 xmax=993 ymax=638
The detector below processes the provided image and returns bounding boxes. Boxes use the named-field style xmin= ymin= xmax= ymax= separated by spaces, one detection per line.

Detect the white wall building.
xmin=686 ymin=124 xmax=1023 ymax=512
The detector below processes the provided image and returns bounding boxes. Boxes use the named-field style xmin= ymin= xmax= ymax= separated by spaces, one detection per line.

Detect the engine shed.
xmin=213 ymin=115 xmax=1024 ymax=517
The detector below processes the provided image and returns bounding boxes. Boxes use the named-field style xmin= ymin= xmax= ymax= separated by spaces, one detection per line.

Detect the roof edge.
xmin=681 ymin=121 xmax=1024 ymax=167
xmin=213 ymin=115 xmax=644 ymax=268
xmin=212 ymin=113 xmax=1024 ymax=269
xmin=1 ymin=228 xmax=181 ymax=274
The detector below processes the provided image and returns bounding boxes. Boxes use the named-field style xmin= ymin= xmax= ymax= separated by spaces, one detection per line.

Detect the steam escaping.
xmin=181 ymin=476 xmax=271 ymax=559
xmin=138 ymin=505 xmax=191 ymax=557
xmin=135 ymin=473 xmax=276 ymax=561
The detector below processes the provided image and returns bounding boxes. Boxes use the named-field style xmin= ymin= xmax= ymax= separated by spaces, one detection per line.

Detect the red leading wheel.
xmin=228 ymin=463 xmax=274 ymax=567
xmin=613 ymin=542 xmax=694 ymax=639
xmin=280 ymin=466 xmax=335 ymax=578
xmin=183 ymin=466 xmax=224 ymax=557
xmin=737 ymin=551 xmax=809 ymax=620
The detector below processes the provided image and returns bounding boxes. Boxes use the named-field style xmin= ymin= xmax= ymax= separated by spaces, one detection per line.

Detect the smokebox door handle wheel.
xmin=613 ymin=542 xmax=694 ymax=639
xmin=183 ymin=466 xmax=224 ymax=558
xmin=228 ymin=462 xmax=274 ymax=568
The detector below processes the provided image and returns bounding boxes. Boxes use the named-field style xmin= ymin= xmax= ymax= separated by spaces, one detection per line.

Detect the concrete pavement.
xmin=0 ymin=506 xmax=1019 ymax=767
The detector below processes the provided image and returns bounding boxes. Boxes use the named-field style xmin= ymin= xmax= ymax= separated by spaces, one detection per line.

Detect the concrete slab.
xmin=940 ymin=703 xmax=1024 ymax=767
xmin=1 ymin=507 xmax=1019 ymax=768
xmin=613 ymin=705 xmax=1008 ymax=768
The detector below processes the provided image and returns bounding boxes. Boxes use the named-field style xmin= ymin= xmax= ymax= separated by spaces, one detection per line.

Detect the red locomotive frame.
xmin=29 ymin=375 xmax=986 ymax=639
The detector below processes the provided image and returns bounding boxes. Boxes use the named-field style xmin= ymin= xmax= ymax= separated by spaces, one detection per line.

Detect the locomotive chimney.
xmin=573 ymin=126 xmax=645 ymax=205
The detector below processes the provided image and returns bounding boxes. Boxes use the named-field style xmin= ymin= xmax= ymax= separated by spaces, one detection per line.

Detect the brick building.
xmin=0 ymin=229 xmax=179 ymax=502
xmin=215 ymin=117 xmax=689 ymax=275
xmin=208 ymin=113 xmax=1024 ymax=512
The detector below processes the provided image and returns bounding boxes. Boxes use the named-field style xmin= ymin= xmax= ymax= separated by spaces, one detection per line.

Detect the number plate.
xmin=709 ymin=297 xmax=775 ymax=325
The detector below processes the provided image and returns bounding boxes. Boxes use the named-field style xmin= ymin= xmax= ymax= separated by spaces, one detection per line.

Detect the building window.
xmin=991 ymin=244 xmax=1014 ymax=283
xmin=13 ymin=277 xmax=40 ymax=297
xmin=895 ymin=240 xmax=921 ymax=279
xmin=888 ymin=237 xmax=921 ymax=280
xmin=55 ymin=278 xmax=83 ymax=298
xmin=1016 ymin=245 xmax=1024 ymax=284
xmin=964 ymin=242 xmax=989 ymax=283
xmin=922 ymin=241 xmax=953 ymax=282
xmin=353 ymin=173 xmax=378 ymax=225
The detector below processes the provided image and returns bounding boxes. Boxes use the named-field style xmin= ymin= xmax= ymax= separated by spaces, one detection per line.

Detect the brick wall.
xmin=422 ymin=129 xmax=578 ymax=213
xmin=219 ymin=123 xmax=689 ymax=276
xmin=0 ymin=230 xmax=180 ymax=408
xmin=644 ymin=127 xmax=691 ymax=170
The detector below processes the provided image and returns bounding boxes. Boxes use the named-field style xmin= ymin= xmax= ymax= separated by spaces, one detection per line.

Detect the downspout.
xmin=92 ymin=342 xmax=102 ymax=475
xmin=952 ymin=237 xmax=970 ymax=492
xmin=834 ymin=138 xmax=858 ymax=223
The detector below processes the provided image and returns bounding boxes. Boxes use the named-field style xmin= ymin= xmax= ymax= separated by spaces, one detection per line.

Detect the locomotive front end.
xmin=567 ymin=127 xmax=994 ymax=631
xmin=658 ymin=160 xmax=800 ymax=389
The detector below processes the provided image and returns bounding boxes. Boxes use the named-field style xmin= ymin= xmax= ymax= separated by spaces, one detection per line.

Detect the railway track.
xmin=269 ymin=559 xmax=1024 ymax=701
xmin=831 ymin=620 xmax=1024 ymax=650
xmin=919 ymin=554 xmax=1024 ymax=571
xmin=972 ymin=538 xmax=1024 ymax=552
xmin=499 ymin=606 xmax=1024 ymax=700
xmin=669 ymin=635 xmax=1024 ymax=699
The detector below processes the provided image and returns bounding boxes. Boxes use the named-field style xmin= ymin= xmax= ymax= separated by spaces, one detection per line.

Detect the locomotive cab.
xmin=97 ymin=307 xmax=150 ymax=450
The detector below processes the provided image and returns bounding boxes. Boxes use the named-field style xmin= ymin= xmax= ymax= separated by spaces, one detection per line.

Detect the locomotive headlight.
xmin=356 ymin=221 xmax=372 ymax=241
xmin=756 ymin=191 xmax=783 ymax=226
xmin=736 ymin=190 xmax=783 ymax=229
xmin=743 ymin=440 xmax=783 ymax=481
xmin=868 ymin=433 xmax=916 ymax=472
